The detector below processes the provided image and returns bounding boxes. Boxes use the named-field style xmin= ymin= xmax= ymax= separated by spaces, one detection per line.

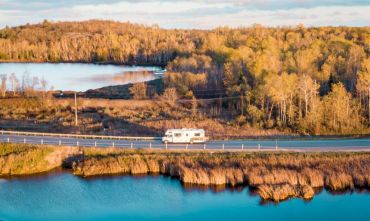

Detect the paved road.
xmin=1 ymin=133 xmax=370 ymax=151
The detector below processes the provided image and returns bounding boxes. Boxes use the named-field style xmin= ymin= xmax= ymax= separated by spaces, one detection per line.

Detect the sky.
xmin=0 ymin=0 xmax=370 ymax=29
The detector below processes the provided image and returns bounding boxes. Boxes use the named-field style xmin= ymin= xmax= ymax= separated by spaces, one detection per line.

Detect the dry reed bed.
xmin=72 ymin=149 xmax=370 ymax=202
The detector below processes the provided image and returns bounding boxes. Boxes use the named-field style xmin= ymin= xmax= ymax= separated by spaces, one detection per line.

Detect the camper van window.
xmin=194 ymin=133 xmax=201 ymax=137
xmin=175 ymin=133 xmax=182 ymax=137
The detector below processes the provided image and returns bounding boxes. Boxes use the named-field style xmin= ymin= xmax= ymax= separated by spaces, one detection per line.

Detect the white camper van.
xmin=162 ymin=128 xmax=207 ymax=144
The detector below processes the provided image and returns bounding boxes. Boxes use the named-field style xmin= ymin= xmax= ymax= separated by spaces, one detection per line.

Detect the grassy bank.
xmin=2 ymin=143 xmax=370 ymax=202
xmin=0 ymin=143 xmax=78 ymax=175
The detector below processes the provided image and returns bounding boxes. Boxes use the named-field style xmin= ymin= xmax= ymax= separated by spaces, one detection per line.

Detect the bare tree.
xmin=9 ymin=73 xmax=19 ymax=96
xmin=298 ymin=75 xmax=320 ymax=118
xmin=0 ymin=74 xmax=7 ymax=98
xmin=21 ymin=72 xmax=40 ymax=97
xmin=22 ymin=73 xmax=31 ymax=97
xmin=40 ymin=76 xmax=48 ymax=101
xmin=32 ymin=76 xmax=39 ymax=91
xmin=39 ymin=76 xmax=54 ymax=105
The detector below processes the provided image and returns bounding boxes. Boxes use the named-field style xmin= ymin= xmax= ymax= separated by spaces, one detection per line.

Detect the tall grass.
xmin=71 ymin=149 xmax=370 ymax=202
xmin=1 ymin=97 xmax=286 ymax=137
xmin=0 ymin=143 xmax=78 ymax=175
xmin=2 ymin=143 xmax=370 ymax=202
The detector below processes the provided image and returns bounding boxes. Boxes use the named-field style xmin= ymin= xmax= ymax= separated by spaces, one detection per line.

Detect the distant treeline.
xmin=1 ymin=20 xmax=370 ymax=135
xmin=0 ymin=20 xmax=185 ymax=65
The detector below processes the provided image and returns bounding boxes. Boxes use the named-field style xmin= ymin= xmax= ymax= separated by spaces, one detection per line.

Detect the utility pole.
xmin=241 ymin=93 xmax=244 ymax=115
xmin=368 ymin=87 xmax=370 ymax=123
xmin=74 ymin=92 xmax=78 ymax=126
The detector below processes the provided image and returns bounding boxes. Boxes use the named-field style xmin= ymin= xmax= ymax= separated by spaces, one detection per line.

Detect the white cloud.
xmin=237 ymin=5 xmax=365 ymax=28
xmin=72 ymin=1 xmax=231 ymax=14
xmin=0 ymin=1 xmax=369 ymax=29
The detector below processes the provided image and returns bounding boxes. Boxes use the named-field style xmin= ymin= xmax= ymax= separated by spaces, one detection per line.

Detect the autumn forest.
xmin=1 ymin=20 xmax=370 ymax=136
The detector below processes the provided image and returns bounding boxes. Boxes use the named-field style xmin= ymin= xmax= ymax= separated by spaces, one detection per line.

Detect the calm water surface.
xmin=0 ymin=63 xmax=164 ymax=91
xmin=0 ymin=172 xmax=369 ymax=221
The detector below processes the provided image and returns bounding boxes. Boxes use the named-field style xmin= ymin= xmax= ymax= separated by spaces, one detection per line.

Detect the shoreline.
xmin=5 ymin=168 xmax=370 ymax=207
xmin=1 ymin=143 xmax=370 ymax=202
xmin=0 ymin=60 xmax=167 ymax=68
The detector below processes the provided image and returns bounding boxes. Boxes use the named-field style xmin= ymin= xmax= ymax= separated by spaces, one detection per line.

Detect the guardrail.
xmin=1 ymin=130 xmax=370 ymax=151
xmin=1 ymin=133 xmax=370 ymax=151
xmin=0 ymin=130 xmax=161 ymax=141
xmin=0 ymin=135 xmax=279 ymax=151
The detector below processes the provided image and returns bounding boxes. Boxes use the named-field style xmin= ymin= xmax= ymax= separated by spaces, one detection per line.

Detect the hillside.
xmin=1 ymin=20 xmax=370 ymax=135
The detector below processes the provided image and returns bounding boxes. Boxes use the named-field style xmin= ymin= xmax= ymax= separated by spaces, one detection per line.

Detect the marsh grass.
xmin=0 ymin=143 xmax=37 ymax=156
xmin=2 ymin=144 xmax=370 ymax=202
xmin=71 ymin=149 xmax=370 ymax=202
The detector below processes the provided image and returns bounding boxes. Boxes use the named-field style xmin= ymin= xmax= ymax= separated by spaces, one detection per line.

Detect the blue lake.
xmin=0 ymin=63 xmax=164 ymax=91
xmin=0 ymin=172 xmax=369 ymax=221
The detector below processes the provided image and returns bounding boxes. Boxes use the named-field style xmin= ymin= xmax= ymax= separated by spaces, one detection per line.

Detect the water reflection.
xmin=0 ymin=63 xmax=163 ymax=91
xmin=1 ymin=172 xmax=370 ymax=221
xmin=182 ymin=182 xmax=245 ymax=193
xmin=77 ymin=173 xmax=370 ymax=202
xmin=86 ymin=70 xmax=158 ymax=85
